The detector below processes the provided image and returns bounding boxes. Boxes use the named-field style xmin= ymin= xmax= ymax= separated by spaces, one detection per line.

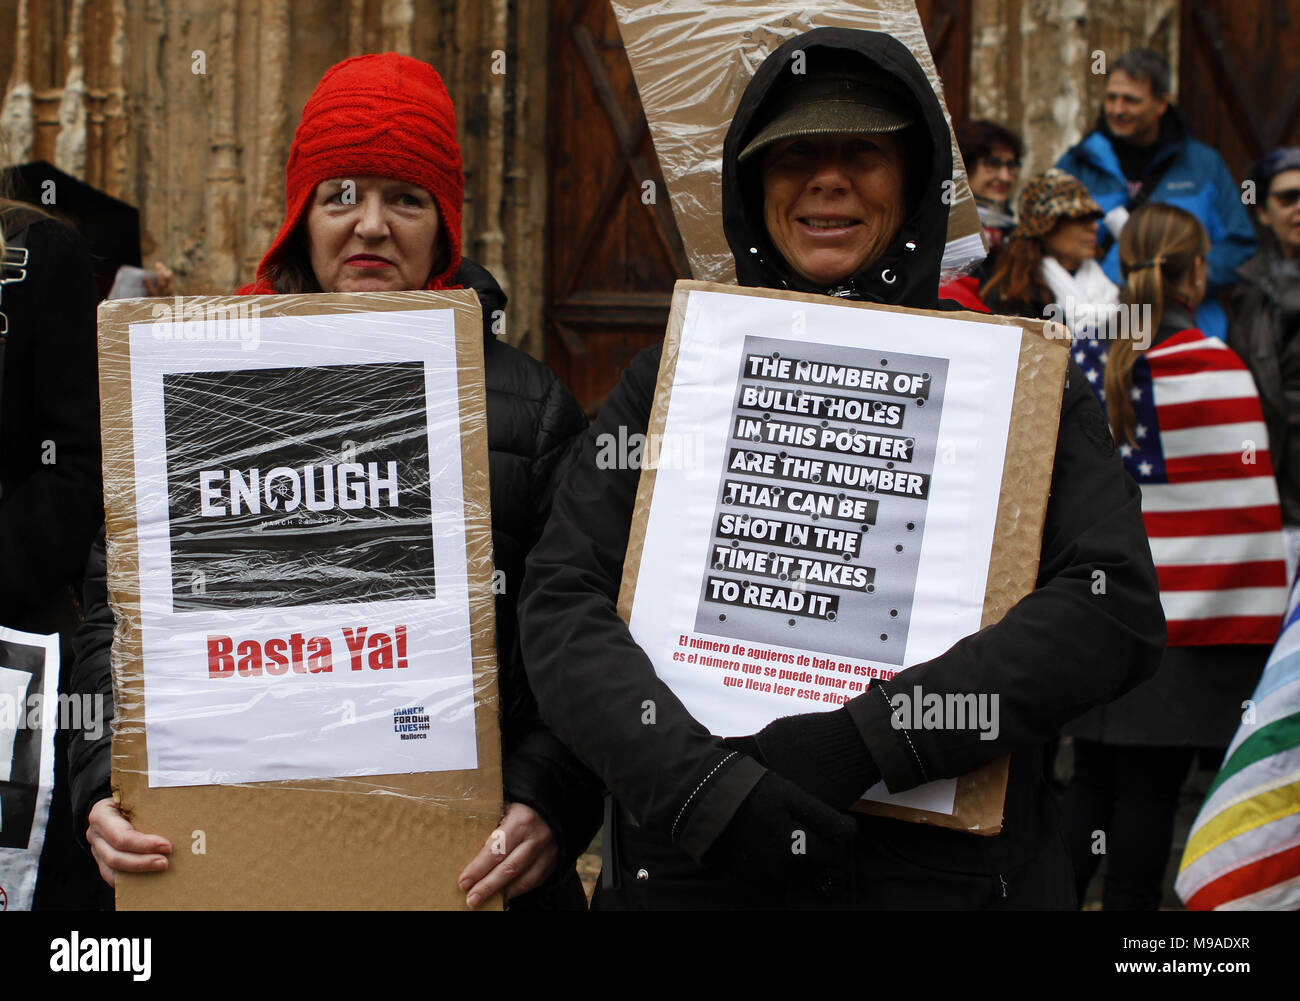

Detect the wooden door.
xmin=915 ymin=0 xmax=971 ymax=125
xmin=545 ymin=1 xmax=972 ymax=415
xmin=1179 ymin=1 xmax=1300 ymax=185
xmin=545 ymin=0 xmax=691 ymax=416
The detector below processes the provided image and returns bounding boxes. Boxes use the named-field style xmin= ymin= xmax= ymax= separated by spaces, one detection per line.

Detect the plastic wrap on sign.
xmin=617 ymin=281 xmax=1071 ymax=834
xmin=96 ymin=290 xmax=503 ymax=909
xmin=610 ymin=0 xmax=988 ymax=283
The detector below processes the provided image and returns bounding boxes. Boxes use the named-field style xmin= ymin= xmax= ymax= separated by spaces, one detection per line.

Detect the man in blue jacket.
xmin=1056 ymin=47 xmax=1255 ymax=340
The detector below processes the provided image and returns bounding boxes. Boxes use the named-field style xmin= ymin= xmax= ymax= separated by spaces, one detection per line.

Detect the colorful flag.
xmin=1174 ymin=581 xmax=1300 ymax=909
xmin=1075 ymin=329 xmax=1287 ymax=645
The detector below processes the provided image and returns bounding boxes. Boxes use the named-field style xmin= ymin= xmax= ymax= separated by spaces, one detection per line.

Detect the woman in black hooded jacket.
xmin=519 ymin=27 xmax=1165 ymax=909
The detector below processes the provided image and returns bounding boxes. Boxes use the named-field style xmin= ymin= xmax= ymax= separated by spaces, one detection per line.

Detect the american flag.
xmin=1075 ymin=328 xmax=1287 ymax=646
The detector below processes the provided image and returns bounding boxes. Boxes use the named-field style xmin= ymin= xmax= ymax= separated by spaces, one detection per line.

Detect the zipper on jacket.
xmin=601 ymin=792 xmax=621 ymax=893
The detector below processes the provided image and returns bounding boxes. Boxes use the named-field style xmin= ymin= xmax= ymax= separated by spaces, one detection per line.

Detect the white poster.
xmin=128 ymin=306 xmax=478 ymax=788
xmin=0 ymin=628 xmax=60 ymax=911
xmin=629 ymin=290 xmax=1021 ymax=814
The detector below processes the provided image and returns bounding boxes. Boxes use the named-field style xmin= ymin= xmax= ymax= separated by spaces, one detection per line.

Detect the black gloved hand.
xmin=705 ymin=769 xmax=857 ymax=908
xmin=722 ymin=707 xmax=880 ymax=811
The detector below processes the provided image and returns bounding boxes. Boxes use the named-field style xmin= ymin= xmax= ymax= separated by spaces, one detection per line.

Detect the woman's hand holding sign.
xmin=458 ymin=802 xmax=559 ymax=908
xmin=86 ymin=792 xmax=562 ymax=905
xmin=86 ymin=797 xmax=171 ymax=886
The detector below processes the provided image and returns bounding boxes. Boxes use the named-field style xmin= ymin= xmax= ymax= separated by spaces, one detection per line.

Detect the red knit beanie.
xmin=243 ymin=53 xmax=463 ymax=293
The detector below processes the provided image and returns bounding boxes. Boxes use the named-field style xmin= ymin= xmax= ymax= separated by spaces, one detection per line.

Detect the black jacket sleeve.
xmin=67 ymin=527 xmax=114 ymax=845
xmin=0 ymin=217 xmax=102 ymax=617
xmin=520 ymin=346 xmax=765 ymax=863
xmin=522 ymin=351 xmax=1164 ymax=859
xmin=500 ymin=371 xmax=605 ymax=871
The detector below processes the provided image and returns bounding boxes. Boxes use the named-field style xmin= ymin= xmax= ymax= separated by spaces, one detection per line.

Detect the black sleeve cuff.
xmin=503 ymin=729 xmax=604 ymax=871
xmin=68 ymin=738 xmax=112 ymax=850
xmin=672 ymin=752 xmax=766 ymax=862
xmin=846 ymin=681 xmax=930 ymax=793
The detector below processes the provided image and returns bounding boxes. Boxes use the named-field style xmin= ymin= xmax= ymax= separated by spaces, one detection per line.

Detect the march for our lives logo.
xmin=393 ymin=704 xmax=431 ymax=741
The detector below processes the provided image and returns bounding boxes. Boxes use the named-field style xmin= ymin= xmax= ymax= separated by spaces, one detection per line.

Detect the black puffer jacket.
xmin=67 ymin=259 xmax=603 ymax=906
xmin=1227 ymin=245 xmax=1300 ymax=524
xmin=520 ymin=28 xmax=1165 ymax=909
xmin=1 ymin=211 xmax=107 ymax=910
xmin=0 ymin=212 xmax=103 ymax=623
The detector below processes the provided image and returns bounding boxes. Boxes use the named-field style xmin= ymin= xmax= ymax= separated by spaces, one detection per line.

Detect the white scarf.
xmin=1040 ymin=256 xmax=1121 ymax=338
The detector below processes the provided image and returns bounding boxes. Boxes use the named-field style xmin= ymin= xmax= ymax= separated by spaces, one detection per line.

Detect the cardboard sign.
xmin=618 ymin=281 xmax=1068 ymax=832
xmin=611 ymin=0 xmax=987 ymax=283
xmin=98 ymin=291 xmax=503 ymax=908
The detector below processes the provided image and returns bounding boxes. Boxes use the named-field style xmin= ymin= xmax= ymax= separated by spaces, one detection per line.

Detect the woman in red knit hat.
xmin=68 ymin=54 xmax=602 ymax=910
xmin=239 ymin=52 xmax=467 ymax=295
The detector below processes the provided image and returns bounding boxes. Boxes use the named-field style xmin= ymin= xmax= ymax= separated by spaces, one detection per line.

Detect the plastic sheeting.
xmin=618 ymin=281 xmax=1072 ymax=833
xmin=611 ymin=0 xmax=987 ymax=283
xmin=96 ymin=290 xmax=503 ymax=909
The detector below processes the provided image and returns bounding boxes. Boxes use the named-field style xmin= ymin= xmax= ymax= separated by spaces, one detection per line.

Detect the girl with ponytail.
xmin=1102 ymin=204 xmax=1210 ymax=445
xmin=1062 ymin=203 xmax=1288 ymax=909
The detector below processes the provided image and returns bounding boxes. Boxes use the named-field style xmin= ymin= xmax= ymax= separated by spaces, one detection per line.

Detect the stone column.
xmin=1 ymin=0 xmax=36 ymax=165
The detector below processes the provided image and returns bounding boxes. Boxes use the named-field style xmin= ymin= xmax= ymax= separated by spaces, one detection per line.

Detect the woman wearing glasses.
xmin=1228 ymin=148 xmax=1300 ymax=584
xmin=957 ymin=119 xmax=1023 ymax=266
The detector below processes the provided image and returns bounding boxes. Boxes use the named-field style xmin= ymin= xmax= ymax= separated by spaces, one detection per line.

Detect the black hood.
xmin=722 ymin=28 xmax=952 ymax=308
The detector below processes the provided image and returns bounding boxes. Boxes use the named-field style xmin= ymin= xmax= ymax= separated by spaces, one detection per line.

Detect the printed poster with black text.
xmin=0 ymin=628 xmax=60 ymax=910
xmin=128 ymin=308 xmax=477 ymax=788
xmin=629 ymin=290 xmax=1021 ymax=814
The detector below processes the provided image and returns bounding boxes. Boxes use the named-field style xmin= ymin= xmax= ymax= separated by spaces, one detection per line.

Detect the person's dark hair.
xmin=265 ymin=228 xmax=323 ymax=293
xmin=0 ymin=163 xmax=51 ymax=259
xmin=955 ymin=119 xmax=1023 ymax=170
xmin=978 ymin=235 xmax=1050 ymax=314
xmin=1251 ymin=147 xmax=1300 ymax=202
xmin=1111 ymin=47 xmax=1171 ymax=100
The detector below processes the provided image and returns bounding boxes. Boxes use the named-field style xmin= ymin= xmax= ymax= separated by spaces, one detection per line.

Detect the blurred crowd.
xmin=947 ymin=47 xmax=1299 ymax=910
